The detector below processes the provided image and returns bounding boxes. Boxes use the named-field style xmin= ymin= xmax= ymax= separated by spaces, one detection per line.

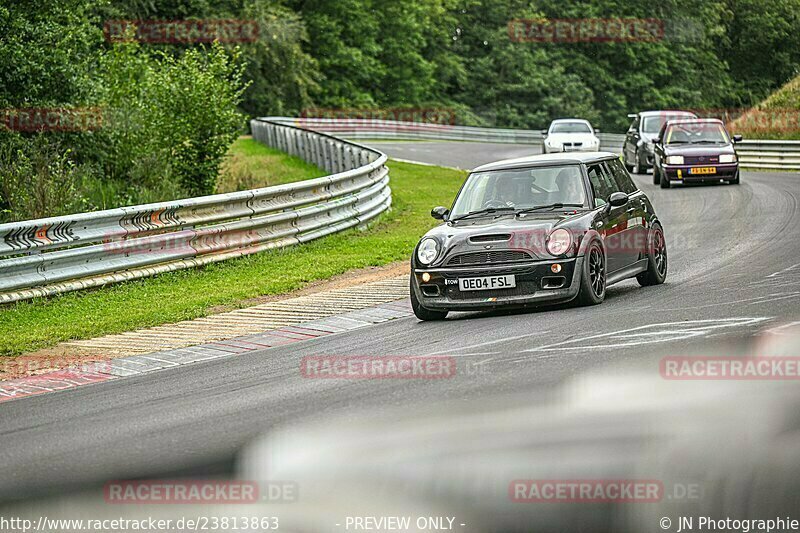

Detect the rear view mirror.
xmin=431 ymin=206 xmax=449 ymax=220
xmin=733 ymin=134 xmax=743 ymax=143
xmin=608 ymin=192 xmax=629 ymax=208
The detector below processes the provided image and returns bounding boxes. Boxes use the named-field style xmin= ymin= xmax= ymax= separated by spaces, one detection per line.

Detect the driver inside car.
xmin=487 ymin=177 xmax=522 ymax=208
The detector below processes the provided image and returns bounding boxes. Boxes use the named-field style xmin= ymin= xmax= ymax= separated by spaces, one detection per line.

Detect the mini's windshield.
xmin=642 ymin=114 xmax=694 ymax=134
xmin=450 ymin=166 xmax=588 ymax=218
xmin=550 ymin=122 xmax=592 ymax=134
xmin=665 ymin=122 xmax=730 ymax=144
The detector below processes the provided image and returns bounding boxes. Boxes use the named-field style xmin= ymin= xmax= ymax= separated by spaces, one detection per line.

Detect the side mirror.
xmin=732 ymin=134 xmax=743 ymax=143
xmin=541 ymin=130 xmax=548 ymax=136
xmin=653 ymin=136 xmax=662 ymax=145
xmin=431 ymin=206 xmax=449 ymax=220
xmin=594 ymin=128 xmax=601 ymax=133
xmin=608 ymin=192 xmax=629 ymax=208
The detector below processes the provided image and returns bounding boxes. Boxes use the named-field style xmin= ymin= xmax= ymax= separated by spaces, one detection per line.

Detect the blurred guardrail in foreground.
xmin=276 ymin=117 xmax=800 ymax=171
xmin=0 ymin=118 xmax=391 ymax=304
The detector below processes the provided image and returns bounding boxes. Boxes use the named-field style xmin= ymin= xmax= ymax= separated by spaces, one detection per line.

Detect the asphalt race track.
xmin=1 ymin=141 xmax=799 ymax=501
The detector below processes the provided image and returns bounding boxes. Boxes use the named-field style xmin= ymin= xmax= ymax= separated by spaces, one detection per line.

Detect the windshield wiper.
xmin=691 ymin=140 xmax=723 ymax=144
xmin=667 ymin=140 xmax=690 ymax=144
xmin=450 ymin=206 xmax=516 ymax=222
xmin=515 ymin=203 xmax=584 ymax=216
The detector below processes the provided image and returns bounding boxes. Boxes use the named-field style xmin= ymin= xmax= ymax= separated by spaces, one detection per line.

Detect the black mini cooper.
xmin=410 ymin=152 xmax=667 ymax=320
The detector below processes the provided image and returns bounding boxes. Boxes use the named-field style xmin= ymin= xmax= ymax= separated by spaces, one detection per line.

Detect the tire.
xmin=653 ymin=165 xmax=661 ymax=185
xmin=660 ymin=172 xmax=671 ymax=189
xmin=631 ymin=149 xmax=642 ymax=174
xmin=410 ymin=276 xmax=448 ymax=321
xmin=637 ymin=223 xmax=668 ymax=286
xmin=576 ymin=241 xmax=606 ymax=306
xmin=728 ymin=169 xmax=740 ymax=185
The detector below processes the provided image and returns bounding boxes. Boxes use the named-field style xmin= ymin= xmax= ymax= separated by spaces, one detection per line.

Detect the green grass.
xmin=730 ymin=73 xmax=800 ymax=140
xmin=0 ymin=159 xmax=466 ymax=357
xmin=217 ymin=136 xmax=327 ymax=192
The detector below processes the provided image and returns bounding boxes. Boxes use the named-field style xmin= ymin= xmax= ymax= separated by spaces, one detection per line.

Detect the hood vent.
xmin=469 ymin=234 xmax=511 ymax=243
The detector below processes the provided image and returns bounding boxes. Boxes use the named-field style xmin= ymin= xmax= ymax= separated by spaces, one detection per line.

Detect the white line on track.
xmin=520 ymin=317 xmax=772 ymax=353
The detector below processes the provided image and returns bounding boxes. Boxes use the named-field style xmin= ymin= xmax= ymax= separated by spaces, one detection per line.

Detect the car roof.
xmin=664 ymin=117 xmax=724 ymax=125
xmin=472 ymin=151 xmax=618 ymax=173
xmin=550 ymin=118 xmax=592 ymax=124
xmin=637 ymin=110 xmax=697 ymax=117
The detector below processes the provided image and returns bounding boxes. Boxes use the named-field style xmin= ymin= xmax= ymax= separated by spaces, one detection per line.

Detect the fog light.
xmin=422 ymin=272 xmax=431 ymax=282
xmin=551 ymin=264 xmax=562 ymax=273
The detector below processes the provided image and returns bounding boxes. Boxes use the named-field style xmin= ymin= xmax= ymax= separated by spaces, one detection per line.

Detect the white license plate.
xmin=458 ymin=275 xmax=516 ymax=291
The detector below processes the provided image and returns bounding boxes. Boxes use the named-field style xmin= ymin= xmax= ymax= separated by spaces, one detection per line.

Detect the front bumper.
xmin=412 ymin=257 xmax=583 ymax=312
xmin=663 ymin=163 xmax=739 ymax=181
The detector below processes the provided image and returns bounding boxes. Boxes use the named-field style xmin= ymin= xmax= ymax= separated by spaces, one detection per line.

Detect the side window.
xmin=607 ymin=159 xmax=638 ymax=194
xmin=629 ymin=116 xmax=639 ymax=132
xmin=586 ymin=163 xmax=620 ymax=207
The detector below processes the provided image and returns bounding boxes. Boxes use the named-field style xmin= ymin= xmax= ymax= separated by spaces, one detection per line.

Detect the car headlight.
xmin=719 ymin=154 xmax=737 ymax=163
xmin=546 ymin=229 xmax=572 ymax=256
xmin=666 ymin=155 xmax=684 ymax=165
xmin=417 ymin=238 xmax=439 ymax=265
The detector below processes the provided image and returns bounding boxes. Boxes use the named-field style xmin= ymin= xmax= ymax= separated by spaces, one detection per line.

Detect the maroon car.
xmin=652 ymin=118 xmax=742 ymax=188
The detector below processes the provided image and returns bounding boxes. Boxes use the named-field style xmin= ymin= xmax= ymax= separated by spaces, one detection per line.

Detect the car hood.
xmin=420 ymin=212 xmax=585 ymax=266
xmin=663 ymin=143 xmax=736 ymax=156
xmin=546 ymin=133 xmax=598 ymax=144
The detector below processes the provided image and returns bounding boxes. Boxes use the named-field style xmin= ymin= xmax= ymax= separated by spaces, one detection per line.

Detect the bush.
xmin=0 ymin=136 xmax=88 ymax=222
xmin=143 ymin=45 xmax=250 ymax=196
xmin=95 ymin=41 xmax=249 ymax=198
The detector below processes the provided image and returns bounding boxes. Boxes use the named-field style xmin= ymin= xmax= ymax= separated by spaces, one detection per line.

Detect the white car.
xmin=541 ymin=119 xmax=601 ymax=154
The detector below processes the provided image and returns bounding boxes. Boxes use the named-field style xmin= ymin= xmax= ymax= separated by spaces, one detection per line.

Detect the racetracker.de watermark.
xmin=509 ymin=479 xmax=704 ymax=503
xmin=299 ymin=107 xmax=457 ymax=126
xmin=642 ymin=108 xmax=800 ymax=134
xmin=509 ymin=480 xmax=663 ymax=503
xmin=660 ymin=356 xmax=800 ymax=380
xmin=508 ymin=18 xmax=664 ymax=43
xmin=0 ymin=108 xmax=105 ymax=132
xmin=104 ymin=19 xmax=259 ymax=43
xmin=300 ymin=356 xmax=456 ymax=379
xmin=103 ymin=480 xmax=297 ymax=504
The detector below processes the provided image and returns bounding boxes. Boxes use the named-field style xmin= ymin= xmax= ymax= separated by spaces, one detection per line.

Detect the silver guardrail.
xmin=0 ymin=118 xmax=391 ymax=304
xmin=732 ymin=139 xmax=800 ymax=170
xmin=279 ymin=117 xmax=800 ymax=171
xmin=275 ymin=117 xmax=627 ymax=152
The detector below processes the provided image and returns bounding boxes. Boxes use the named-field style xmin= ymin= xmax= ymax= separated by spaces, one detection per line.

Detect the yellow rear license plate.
xmin=690 ymin=167 xmax=716 ymax=175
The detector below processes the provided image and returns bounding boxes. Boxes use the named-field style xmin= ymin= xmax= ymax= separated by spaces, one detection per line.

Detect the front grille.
xmin=469 ymin=234 xmax=511 ymax=243
xmin=684 ymin=155 xmax=720 ymax=165
xmin=446 ymin=250 xmax=532 ymax=266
